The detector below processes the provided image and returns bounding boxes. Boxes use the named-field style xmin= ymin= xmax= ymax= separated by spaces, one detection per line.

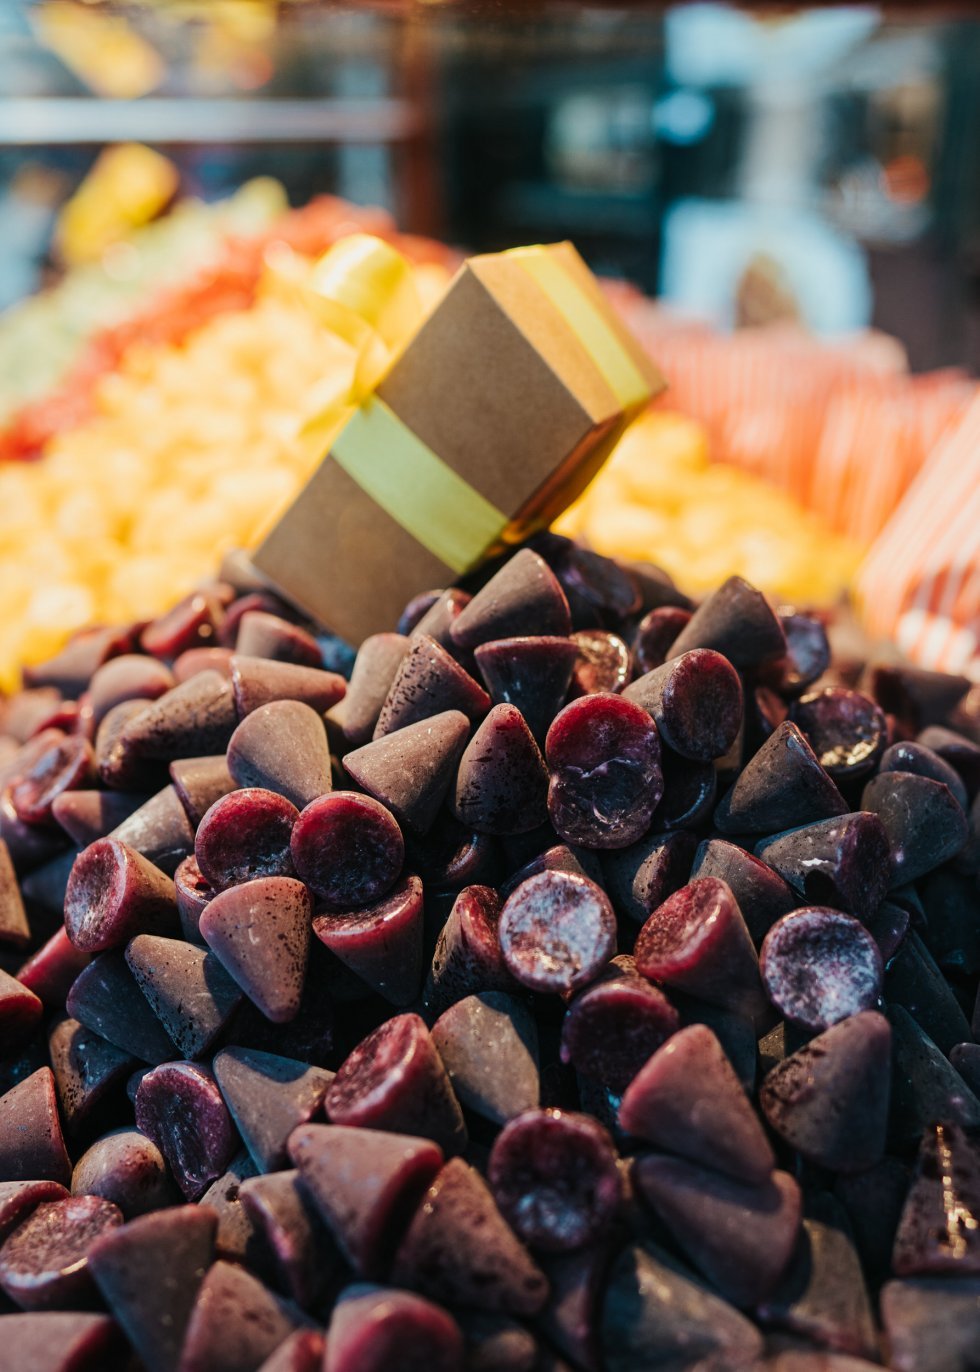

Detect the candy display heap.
xmin=0 ymin=533 xmax=978 ymax=1372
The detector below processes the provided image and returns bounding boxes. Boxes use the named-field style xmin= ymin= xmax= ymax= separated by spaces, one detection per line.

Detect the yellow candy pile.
xmin=556 ymin=410 xmax=862 ymax=607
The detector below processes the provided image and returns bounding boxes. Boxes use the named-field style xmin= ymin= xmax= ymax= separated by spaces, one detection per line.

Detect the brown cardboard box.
xmin=253 ymin=242 xmax=664 ymax=644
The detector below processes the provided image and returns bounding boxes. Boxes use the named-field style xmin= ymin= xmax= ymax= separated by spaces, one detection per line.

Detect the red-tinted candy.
xmin=290 ymin=791 xmax=403 ymax=907
xmin=195 ymin=788 xmax=298 ymax=891
xmin=760 ymin=908 xmax=883 ymax=1031
xmin=499 ymin=871 xmax=616 ymax=997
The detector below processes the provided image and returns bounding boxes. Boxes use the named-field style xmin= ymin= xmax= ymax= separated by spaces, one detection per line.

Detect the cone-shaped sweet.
xmin=0 ymin=1193 xmax=123 ymax=1311
xmin=619 ymin=1025 xmax=774 ymax=1184
xmin=374 ymin=636 xmax=490 ymax=740
xmin=326 ymin=1014 xmax=467 ymax=1156
xmin=199 ymin=877 xmax=311 ymax=1024
xmin=601 ymin=830 xmax=697 ymax=926
xmin=125 ymin=935 xmax=243 ymax=1058
xmin=871 ymin=662 xmax=971 ymax=733
xmin=88 ymin=653 xmax=175 ymax=725
xmin=119 ymin=671 xmax=238 ymax=762
xmin=919 ymin=725 xmax=980 ymax=794
xmin=892 ymin=1123 xmax=980 ymax=1276
xmin=0 ymin=1313 xmax=121 ymax=1372
xmin=668 ymin=575 xmax=786 ymax=669
xmin=64 ymin=839 xmax=178 ymax=953
xmin=313 ymin=876 xmax=424 ymax=1007
xmin=198 ymin=1152 xmax=266 ymax=1269
xmin=344 ymin=713 xmax=469 ymax=836
xmin=213 ymin=1048 xmax=333 ymax=1173
xmin=560 ymin=963 xmax=680 ymax=1094
xmin=412 ymin=588 xmax=472 ymax=648
xmin=881 ymin=1276 xmax=980 ymax=1372
xmin=50 ymin=790 xmax=147 ymax=851
xmin=623 ymin=649 xmax=742 ymax=762
xmin=0 ymin=1069 xmax=71 ymax=1185
xmin=715 ymin=722 xmax=847 ymax=836
xmin=227 ymin=702 xmax=331 ymax=811
xmin=535 ymin=1242 xmax=610 ymax=1372
xmin=0 ymin=968 xmax=41 ymax=1054
xmin=109 ymin=785 xmax=195 ymax=876
xmin=18 ymin=932 xmax=90 ymax=1015
xmin=288 ymin=1123 xmax=443 ymax=1278
xmin=452 ymin=705 xmax=548 ymax=836
xmin=135 ymin=1062 xmax=238 ymax=1201
xmin=71 ymin=1129 xmax=174 ymax=1219
xmin=0 ymin=1181 xmax=68 ymax=1244
xmin=88 ymin=1205 xmax=216 ymax=1372
xmin=473 ymin=637 xmax=579 ymax=746
xmin=239 ymin=1171 xmax=342 ymax=1312
xmin=756 ymin=813 xmax=891 ymax=925
xmin=421 ymin=885 xmax=514 ymax=1020
xmin=760 ymin=1011 xmax=891 ymax=1173
xmin=325 ymin=1283 xmax=464 ymax=1372
xmin=452 ymin=550 xmax=571 ymax=652
xmin=178 ymin=1260 xmax=309 ymax=1372
xmin=235 ymin=611 xmax=321 ymax=667
xmin=890 ymin=1006 xmax=980 ymax=1146
xmin=20 ymin=848 xmax=76 ymax=916
xmin=391 ymin=1158 xmax=549 ymax=1316
xmin=231 ymin=655 xmax=346 ymax=719
xmin=862 ymin=771 xmax=969 ymax=885
xmin=634 ymin=878 xmax=768 ymax=1023
xmin=67 ymin=952 xmax=177 ymax=1064
xmin=255 ymin=1331 xmax=325 ymax=1372
xmin=47 ymin=1016 xmax=135 ymax=1132
xmin=885 ymin=930 xmax=971 ymax=1055
xmin=632 ymin=1155 xmax=801 ymax=1307
xmin=0 ymin=842 xmax=29 ymax=949
xmin=330 ymin=635 xmax=408 ymax=749
xmin=431 ymin=992 xmax=539 ymax=1126
xmin=24 ymin=623 xmax=131 ymax=695
xmin=600 ymin=1243 xmax=764 ymax=1372
xmin=169 ymin=756 xmax=237 ymax=828
xmin=756 ymin=1191 xmax=878 ymax=1361
xmin=690 ymin=838 xmax=796 ymax=944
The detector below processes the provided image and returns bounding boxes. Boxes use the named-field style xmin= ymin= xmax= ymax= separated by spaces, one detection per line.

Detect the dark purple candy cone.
xmin=760 ymin=1011 xmax=891 ymax=1174
xmin=881 ymin=929 xmax=970 ymax=1055
xmin=690 ymin=838 xmax=796 ymax=944
xmin=422 ymin=885 xmax=514 ymax=1019
xmin=668 ymin=574 xmax=786 ymax=670
xmin=624 ymin=649 xmax=742 ymax=762
xmin=862 ymin=770 xmax=969 ymax=885
xmin=0 ymin=1312 xmax=121 ymax=1371
xmin=47 ymin=1016 xmax=135 ymax=1133
xmin=108 ymin=784 xmax=195 ymax=876
xmin=601 ymin=830 xmax=697 ymax=925
xmin=326 ymin=1013 xmax=467 ymax=1156
xmin=119 ymin=670 xmax=238 ymax=761
xmin=715 ymin=722 xmax=848 ymax=836
xmin=178 ymin=1260 xmax=310 ymax=1372
xmin=88 ymin=654 xmax=175 ymax=724
xmin=560 ymin=964 xmax=679 ymax=1094
xmin=499 ymin=871 xmax=616 ymax=997
xmin=195 ymin=788 xmax=298 ymax=891
xmin=135 ymin=1061 xmax=239 ymax=1200
xmin=918 ymin=724 xmax=980 ymax=795
xmin=755 ymin=812 xmax=891 ymax=924
xmin=235 ymin=610 xmax=321 ymax=667
xmin=325 ymin=1283 xmax=464 ymax=1372
xmin=892 ymin=1122 xmax=980 ymax=1276
xmin=169 ymin=755 xmax=236 ymax=829
xmin=390 ymin=1158 xmax=549 ymax=1316
xmin=431 ymin=991 xmax=539 ymax=1125
xmin=313 ymin=875 xmax=425 ymax=1007
xmin=0 ymin=1193 xmax=122 ymax=1311
xmin=290 ymin=792 xmax=403 ymax=908
xmin=88 ymin=1205 xmax=216 ymax=1372
xmin=0 ymin=1068 xmax=71 ymax=1185
xmin=64 ymin=838 xmax=178 ymax=953
xmin=344 ymin=712 xmax=470 ymax=836
xmin=568 ymin=629 xmax=630 ymax=697
xmin=619 ymin=1024 xmax=774 ymax=1184
xmin=199 ymin=876 xmax=311 ymax=1023
xmin=239 ymin=1171 xmax=341 ymax=1311
xmin=474 ymin=636 xmax=579 ymax=746
xmin=197 ymin=1151 xmax=266 ymax=1270
xmin=451 ymin=550 xmax=571 ymax=651
xmin=18 ymin=928 xmax=90 ymax=1010
xmin=212 ymin=1047 xmax=333 ymax=1173
xmin=67 ymin=952 xmax=176 ymax=1064
xmin=412 ymin=587 xmax=472 ymax=650
xmin=374 ymin=635 xmax=490 ymax=740
xmin=0 ymin=1182 xmax=68 ymax=1244
xmin=227 ymin=701 xmax=331 ymax=810
xmin=70 ymin=1128 xmax=174 ymax=1219
xmin=790 ymin=687 xmax=888 ymax=784
xmin=632 ymin=1155 xmax=801 ymax=1307
xmin=51 ymin=788 xmax=148 ymax=849
xmin=288 ymin=1123 xmax=443 ymax=1279
xmin=330 ymin=634 xmax=408 ymax=748
xmin=759 ymin=909 xmax=883 ymax=1032
xmin=889 ymin=1006 xmax=980 ymax=1146
xmin=634 ymin=878 xmax=768 ymax=1023
xmin=871 ymin=662 xmax=971 ymax=732
xmin=453 ymin=705 xmax=549 ymax=836
xmin=488 ymin=1108 xmax=621 ymax=1254
xmin=633 ymin=605 xmax=693 ymax=674
xmin=231 ymin=655 xmax=346 ymax=719
xmin=125 ymin=934 xmax=242 ymax=1058
xmin=600 ymin=1243 xmax=764 ymax=1372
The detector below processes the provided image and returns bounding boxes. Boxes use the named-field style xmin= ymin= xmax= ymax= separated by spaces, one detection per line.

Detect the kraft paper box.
xmin=253 ymin=241 xmax=665 ymax=644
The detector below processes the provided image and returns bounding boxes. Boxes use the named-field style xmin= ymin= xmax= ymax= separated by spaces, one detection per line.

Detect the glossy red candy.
xmin=499 ymin=871 xmax=616 ymax=997
xmin=64 ymin=839 xmax=178 ymax=953
xmin=194 ymin=788 xmax=298 ymax=891
xmin=290 ymin=791 xmax=403 ymax=907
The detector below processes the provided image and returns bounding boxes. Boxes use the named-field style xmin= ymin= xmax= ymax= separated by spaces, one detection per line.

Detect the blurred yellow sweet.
xmin=554 ymin=409 xmax=862 ymax=607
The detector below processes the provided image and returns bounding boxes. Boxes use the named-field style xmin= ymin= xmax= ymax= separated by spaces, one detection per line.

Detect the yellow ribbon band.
xmin=331 ymin=395 xmax=509 ymax=575
xmin=507 ymin=246 xmax=651 ymax=411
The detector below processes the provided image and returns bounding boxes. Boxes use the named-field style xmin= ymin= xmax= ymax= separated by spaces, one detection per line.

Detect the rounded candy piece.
xmin=499 ymin=871 xmax=616 ymax=997
xmin=290 ymin=792 xmax=403 ymax=908
xmin=760 ymin=908 xmax=883 ymax=1032
xmin=194 ymin=788 xmax=298 ymax=891
xmin=0 ymin=1194 xmax=122 ymax=1310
